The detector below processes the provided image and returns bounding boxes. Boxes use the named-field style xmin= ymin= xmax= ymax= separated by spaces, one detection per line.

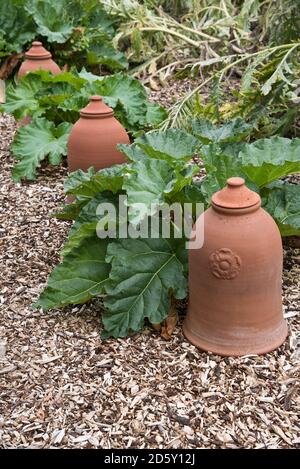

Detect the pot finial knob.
xmin=227 ymin=176 xmax=245 ymax=187
xmin=80 ymin=95 xmax=114 ymax=117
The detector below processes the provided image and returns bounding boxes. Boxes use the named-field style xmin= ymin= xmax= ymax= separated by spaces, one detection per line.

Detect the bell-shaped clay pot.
xmin=183 ymin=177 xmax=287 ymax=356
xmin=18 ymin=41 xmax=61 ymax=78
xmin=67 ymin=95 xmax=129 ymax=172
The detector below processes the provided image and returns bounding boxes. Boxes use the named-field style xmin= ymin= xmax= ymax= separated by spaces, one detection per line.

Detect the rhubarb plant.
xmin=34 ymin=125 xmax=300 ymax=338
xmin=34 ymin=129 xmax=198 ymax=337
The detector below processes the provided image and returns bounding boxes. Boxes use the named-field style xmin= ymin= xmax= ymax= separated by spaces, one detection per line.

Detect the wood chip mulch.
xmin=0 ymin=110 xmax=299 ymax=449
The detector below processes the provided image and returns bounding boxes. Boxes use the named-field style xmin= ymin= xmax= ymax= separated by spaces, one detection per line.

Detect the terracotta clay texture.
xmin=18 ymin=41 xmax=61 ymax=78
xmin=67 ymin=96 xmax=129 ymax=172
xmin=183 ymin=177 xmax=288 ymax=356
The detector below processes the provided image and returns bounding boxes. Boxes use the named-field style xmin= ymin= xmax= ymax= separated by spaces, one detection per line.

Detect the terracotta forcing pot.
xmin=183 ymin=177 xmax=288 ymax=356
xmin=18 ymin=41 xmax=61 ymax=78
xmin=67 ymin=95 xmax=129 ymax=172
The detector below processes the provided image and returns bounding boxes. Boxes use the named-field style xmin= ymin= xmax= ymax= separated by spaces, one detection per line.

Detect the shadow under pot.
xmin=183 ymin=177 xmax=288 ymax=357
xmin=18 ymin=41 xmax=61 ymax=78
xmin=67 ymin=95 xmax=129 ymax=173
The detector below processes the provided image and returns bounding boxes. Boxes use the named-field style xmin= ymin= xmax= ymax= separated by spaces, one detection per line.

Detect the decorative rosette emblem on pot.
xmin=209 ymin=248 xmax=241 ymax=280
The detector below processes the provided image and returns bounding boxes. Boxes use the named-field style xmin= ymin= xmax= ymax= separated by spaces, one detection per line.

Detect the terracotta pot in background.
xmin=67 ymin=96 xmax=129 ymax=173
xmin=183 ymin=177 xmax=287 ymax=356
xmin=18 ymin=41 xmax=61 ymax=78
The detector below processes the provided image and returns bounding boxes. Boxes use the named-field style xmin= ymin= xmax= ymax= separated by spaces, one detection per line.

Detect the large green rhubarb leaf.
xmin=165 ymin=164 xmax=199 ymax=199
xmin=64 ymin=167 xmax=96 ymax=194
xmin=117 ymin=143 xmax=148 ymax=163
xmin=55 ymin=166 xmax=124 ymax=221
xmin=201 ymin=141 xmax=246 ymax=171
xmin=34 ymin=235 xmax=110 ymax=310
xmin=25 ymin=0 xmax=74 ymax=43
xmin=1 ymin=75 xmax=44 ymax=119
xmin=59 ymin=75 xmax=151 ymax=130
xmin=84 ymin=3 xmax=116 ymax=36
xmin=66 ymin=165 xmax=125 ymax=198
xmin=123 ymin=158 xmax=197 ymax=225
xmin=262 ymin=183 xmax=300 ymax=236
xmin=62 ymin=193 xmax=119 ymax=256
xmin=239 ymin=136 xmax=300 ymax=187
xmin=145 ymin=102 xmax=168 ymax=127
xmin=199 ymin=143 xmax=257 ymax=204
xmin=87 ymin=41 xmax=128 ymax=71
xmin=93 ymin=74 xmax=148 ymax=127
xmin=60 ymin=223 xmax=99 ymax=257
xmin=53 ymin=199 xmax=88 ymax=221
xmin=123 ymin=158 xmax=175 ymax=224
xmin=134 ymin=129 xmax=199 ymax=162
xmin=56 ymin=74 xmax=166 ymax=131
xmin=1 ymin=71 xmax=87 ymax=121
xmin=103 ymin=237 xmax=187 ymax=338
xmin=0 ymin=0 xmax=35 ymax=55
xmin=33 ymin=70 xmax=86 ymax=88
xmin=192 ymin=118 xmax=252 ymax=144
xmin=11 ymin=118 xmax=72 ymax=181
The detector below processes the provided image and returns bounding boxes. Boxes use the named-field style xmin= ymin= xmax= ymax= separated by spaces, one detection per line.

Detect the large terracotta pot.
xmin=18 ymin=41 xmax=61 ymax=78
xmin=183 ymin=177 xmax=287 ymax=356
xmin=67 ymin=95 xmax=129 ymax=172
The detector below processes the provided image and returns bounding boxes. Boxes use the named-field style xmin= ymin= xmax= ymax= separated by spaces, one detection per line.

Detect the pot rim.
xmin=212 ymin=177 xmax=261 ymax=210
xmin=79 ymin=112 xmax=114 ymax=119
xmin=80 ymin=95 xmax=114 ymax=118
xmin=25 ymin=52 xmax=52 ymax=59
xmin=25 ymin=41 xmax=52 ymax=59
xmin=211 ymin=200 xmax=261 ymax=215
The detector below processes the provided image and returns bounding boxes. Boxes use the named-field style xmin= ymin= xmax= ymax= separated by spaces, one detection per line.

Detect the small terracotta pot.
xmin=67 ymin=96 xmax=129 ymax=173
xmin=183 ymin=177 xmax=287 ymax=356
xmin=18 ymin=41 xmax=61 ymax=78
